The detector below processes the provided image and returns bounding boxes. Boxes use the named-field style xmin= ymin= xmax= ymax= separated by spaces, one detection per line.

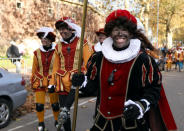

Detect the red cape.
xmin=149 ymin=84 xmax=177 ymax=131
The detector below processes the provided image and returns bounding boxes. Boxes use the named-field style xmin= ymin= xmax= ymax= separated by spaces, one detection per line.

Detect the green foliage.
xmin=0 ymin=55 xmax=33 ymax=70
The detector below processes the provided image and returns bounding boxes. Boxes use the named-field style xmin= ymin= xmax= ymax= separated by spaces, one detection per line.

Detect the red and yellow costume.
xmin=49 ymin=37 xmax=91 ymax=94
xmin=166 ymin=50 xmax=173 ymax=71
xmin=30 ymin=27 xmax=59 ymax=129
xmin=174 ymin=49 xmax=184 ymax=62
xmin=31 ymin=45 xmax=59 ymax=123
xmin=49 ymin=17 xmax=92 ymax=130
xmin=92 ymin=28 xmax=107 ymax=53
xmin=146 ymin=49 xmax=159 ymax=60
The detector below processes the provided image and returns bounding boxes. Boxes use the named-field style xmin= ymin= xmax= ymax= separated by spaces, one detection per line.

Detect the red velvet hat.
xmin=56 ymin=17 xmax=75 ymax=24
xmin=95 ymin=28 xmax=107 ymax=36
xmin=106 ymin=9 xmax=137 ymax=25
xmin=55 ymin=17 xmax=82 ymax=37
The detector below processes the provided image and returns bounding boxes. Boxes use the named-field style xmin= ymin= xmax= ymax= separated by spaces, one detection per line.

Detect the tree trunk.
xmin=165 ymin=23 xmax=170 ymax=47
xmin=124 ymin=0 xmax=129 ymax=10
xmin=167 ymin=31 xmax=173 ymax=49
xmin=139 ymin=0 xmax=150 ymax=37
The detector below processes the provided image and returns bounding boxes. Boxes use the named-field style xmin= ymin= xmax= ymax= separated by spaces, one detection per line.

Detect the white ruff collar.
xmin=94 ymin=42 xmax=102 ymax=52
xmin=102 ymin=37 xmax=141 ymax=63
xmin=40 ymin=43 xmax=56 ymax=52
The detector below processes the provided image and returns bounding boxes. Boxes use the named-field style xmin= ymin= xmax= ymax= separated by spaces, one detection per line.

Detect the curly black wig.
xmin=104 ymin=16 xmax=155 ymax=51
xmin=104 ymin=16 xmax=137 ymax=36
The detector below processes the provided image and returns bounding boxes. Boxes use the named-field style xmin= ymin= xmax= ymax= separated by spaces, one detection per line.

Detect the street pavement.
xmin=161 ymin=71 xmax=184 ymax=131
xmin=2 ymin=71 xmax=184 ymax=131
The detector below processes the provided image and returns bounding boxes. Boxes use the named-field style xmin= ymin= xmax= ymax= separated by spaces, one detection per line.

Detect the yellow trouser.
xmin=35 ymin=91 xmax=59 ymax=123
xmin=166 ymin=61 xmax=172 ymax=70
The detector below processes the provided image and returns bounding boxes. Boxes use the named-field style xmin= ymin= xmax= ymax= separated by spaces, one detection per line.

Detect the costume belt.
xmin=94 ymin=110 xmax=146 ymax=131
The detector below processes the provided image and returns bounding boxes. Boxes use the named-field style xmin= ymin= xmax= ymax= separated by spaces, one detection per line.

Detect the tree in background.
xmin=99 ymin=0 xmax=184 ymax=48
xmin=149 ymin=0 xmax=184 ymax=48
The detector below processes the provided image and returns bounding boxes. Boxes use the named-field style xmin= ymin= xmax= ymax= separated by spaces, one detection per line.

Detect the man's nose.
xmin=117 ymin=31 xmax=123 ymax=35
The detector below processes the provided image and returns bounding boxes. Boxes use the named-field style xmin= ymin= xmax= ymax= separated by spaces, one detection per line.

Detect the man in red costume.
xmin=91 ymin=28 xmax=108 ymax=118
xmin=49 ymin=17 xmax=92 ymax=131
xmin=31 ymin=27 xmax=59 ymax=131
xmin=92 ymin=28 xmax=108 ymax=52
xmin=72 ymin=10 xmax=177 ymax=131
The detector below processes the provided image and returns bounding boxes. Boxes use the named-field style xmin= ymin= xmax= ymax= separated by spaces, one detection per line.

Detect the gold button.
xmin=108 ymin=97 xmax=112 ymax=100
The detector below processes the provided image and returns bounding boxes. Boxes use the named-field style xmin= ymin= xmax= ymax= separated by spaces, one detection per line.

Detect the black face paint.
xmin=112 ymin=43 xmax=130 ymax=51
xmin=120 ymin=34 xmax=129 ymax=39
xmin=63 ymin=33 xmax=75 ymax=43
xmin=111 ymin=26 xmax=131 ymax=49
xmin=43 ymin=45 xmax=52 ymax=51
xmin=114 ymin=34 xmax=129 ymax=40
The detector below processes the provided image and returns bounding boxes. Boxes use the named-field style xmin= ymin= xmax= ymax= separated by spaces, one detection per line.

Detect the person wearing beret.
xmin=92 ymin=28 xmax=108 ymax=52
xmin=72 ymin=10 xmax=177 ymax=131
xmin=31 ymin=27 xmax=59 ymax=131
xmin=49 ymin=17 xmax=92 ymax=131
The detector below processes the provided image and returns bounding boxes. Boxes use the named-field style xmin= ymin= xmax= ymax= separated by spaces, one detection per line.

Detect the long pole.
xmin=156 ymin=0 xmax=160 ymax=48
xmin=72 ymin=0 xmax=88 ymax=131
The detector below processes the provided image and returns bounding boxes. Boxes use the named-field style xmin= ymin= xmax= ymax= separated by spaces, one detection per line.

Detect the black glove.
xmin=123 ymin=104 xmax=140 ymax=121
xmin=71 ymin=73 xmax=85 ymax=87
xmin=48 ymin=85 xmax=55 ymax=93
xmin=123 ymin=100 xmax=148 ymax=121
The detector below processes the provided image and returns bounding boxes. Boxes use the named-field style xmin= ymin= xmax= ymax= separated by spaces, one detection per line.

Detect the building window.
xmin=48 ymin=8 xmax=53 ymax=16
xmin=17 ymin=2 xmax=22 ymax=8
xmin=72 ymin=13 xmax=76 ymax=20
xmin=41 ymin=0 xmax=49 ymax=2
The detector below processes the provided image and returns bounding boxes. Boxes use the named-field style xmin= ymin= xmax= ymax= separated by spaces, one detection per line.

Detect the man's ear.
xmin=129 ymin=34 xmax=133 ymax=39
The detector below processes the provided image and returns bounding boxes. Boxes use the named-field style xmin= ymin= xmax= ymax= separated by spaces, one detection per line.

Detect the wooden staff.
xmin=72 ymin=0 xmax=88 ymax=130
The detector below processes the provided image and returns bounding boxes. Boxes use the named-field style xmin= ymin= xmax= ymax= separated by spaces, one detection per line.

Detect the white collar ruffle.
xmin=40 ymin=43 xmax=56 ymax=52
xmin=101 ymin=37 xmax=141 ymax=63
xmin=94 ymin=42 xmax=102 ymax=52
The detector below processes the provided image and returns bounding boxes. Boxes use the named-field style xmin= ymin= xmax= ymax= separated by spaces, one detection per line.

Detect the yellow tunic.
xmin=31 ymin=48 xmax=55 ymax=90
xmin=49 ymin=37 xmax=92 ymax=93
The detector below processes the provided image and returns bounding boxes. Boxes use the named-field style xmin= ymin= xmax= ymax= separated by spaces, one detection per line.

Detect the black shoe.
xmin=55 ymin=120 xmax=59 ymax=128
xmin=37 ymin=122 xmax=48 ymax=131
xmin=55 ymin=120 xmax=64 ymax=131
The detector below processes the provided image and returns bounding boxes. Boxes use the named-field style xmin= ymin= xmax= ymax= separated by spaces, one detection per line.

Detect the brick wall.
xmin=0 ymin=0 xmax=105 ymax=56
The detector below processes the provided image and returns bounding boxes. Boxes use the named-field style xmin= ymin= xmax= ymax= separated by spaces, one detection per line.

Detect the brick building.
xmin=0 ymin=0 xmax=105 ymax=56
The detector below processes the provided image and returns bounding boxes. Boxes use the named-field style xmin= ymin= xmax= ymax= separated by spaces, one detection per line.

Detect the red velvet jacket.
xmin=83 ymin=51 xmax=177 ymax=131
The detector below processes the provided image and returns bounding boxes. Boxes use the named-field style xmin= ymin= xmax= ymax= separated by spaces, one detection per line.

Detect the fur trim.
xmin=124 ymin=100 xmax=144 ymax=119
